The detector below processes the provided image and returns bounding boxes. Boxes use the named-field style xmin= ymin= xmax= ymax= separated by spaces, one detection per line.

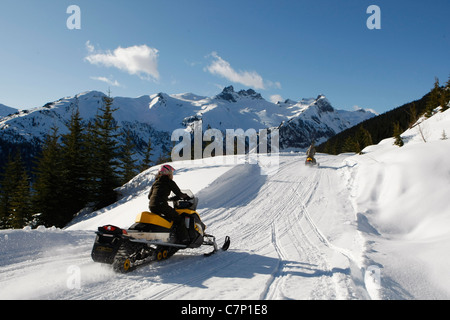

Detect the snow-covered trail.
xmin=0 ymin=153 xmax=372 ymax=300
xmin=117 ymin=154 xmax=369 ymax=300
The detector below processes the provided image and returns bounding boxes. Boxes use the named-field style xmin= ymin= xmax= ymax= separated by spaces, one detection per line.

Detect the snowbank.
xmin=349 ymin=108 xmax=450 ymax=299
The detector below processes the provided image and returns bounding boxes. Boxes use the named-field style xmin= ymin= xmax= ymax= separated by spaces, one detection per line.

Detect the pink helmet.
xmin=158 ymin=164 xmax=175 ymax=175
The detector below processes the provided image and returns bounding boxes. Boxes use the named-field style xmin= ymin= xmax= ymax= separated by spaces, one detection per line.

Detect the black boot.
xmin=177 ymin=223 xmax=190 ymax=245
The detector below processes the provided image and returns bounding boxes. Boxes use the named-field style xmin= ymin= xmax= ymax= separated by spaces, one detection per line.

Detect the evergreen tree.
xmin=9 ymin=169 xmax=32 ymax=228
xmin=90 ymin=95 xmax=122 ymax=209
xmin=441 ymin=74 xmax=450 ymax=112
xmin=32 ymin=127 xmax=66 ymax=227
xmin=156 ymin=145 xmax=173 ymax=165
xmin=343 ymin=136 xmax=359 ymax=153
xmin=355 ymin=126 xmax=373 ymax=154
xmin=0 ymin=153 xmax=31 ymax=228
xmin=317 ymin=90 xmax=435 ymax=154
xmin=322 ymin=140 xmax=337 ymax=155
xmin=407 ymin=103 xmax=418 ymax=128
xmin=0 ymin=159 xmax=12 ymax=228
xmin=120 ymin=129 xmax=138 ymax=184
xmin=425 ymin=77 xmax=441 ymax=117
xmin=440 ymin=93 xmax=449 ymax=112
xmin=393 ymin=122 xmax=404 ymax=147
xmin=140 ymin=137 xmax=153 ymax=171
xmin=83 ymin=121 xmax=98 ymax=205
xmin=59 ymin=107 xmax=90 ymax=220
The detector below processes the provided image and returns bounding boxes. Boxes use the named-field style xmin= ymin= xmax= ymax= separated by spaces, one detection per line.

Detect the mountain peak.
xmin=313 ymin=95 xmax=334 ymax=113
xmin=223 ymin=85 xmax=235 ymax=93
xmin=0 ymin=103 xmax=18 ymax=117
xmin=237 ymin=88 xmax=263 ymax=100
xmin=215 ymin=86 xmax=264 ymax=102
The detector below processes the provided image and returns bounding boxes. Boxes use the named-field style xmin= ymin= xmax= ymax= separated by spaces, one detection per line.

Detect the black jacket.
xmin=148 ymin=175 xmax=186 ymax=207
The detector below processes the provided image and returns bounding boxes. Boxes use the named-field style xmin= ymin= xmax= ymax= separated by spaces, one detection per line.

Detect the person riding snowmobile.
xmin=306 ymin=141 xmax=317 ymax=165
xmin=148 ymin=165 xmax=191 ymax=244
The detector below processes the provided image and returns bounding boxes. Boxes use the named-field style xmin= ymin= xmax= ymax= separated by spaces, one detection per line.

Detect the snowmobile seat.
xmin=128 ymin=211 xmax=173 ymax=232
xmin=136 ymin=211 xmax=173 ymax=227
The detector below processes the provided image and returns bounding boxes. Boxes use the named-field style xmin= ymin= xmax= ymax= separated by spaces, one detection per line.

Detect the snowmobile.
xmin=91 ymin=190 xmax=230 ymax=273
xmin=305 ymin=157 xmax=318 ymax=166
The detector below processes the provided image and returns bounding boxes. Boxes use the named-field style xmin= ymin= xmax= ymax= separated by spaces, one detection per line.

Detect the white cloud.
xmin=270 ymin=94 xmax=284 ymax=104
xmin=85 ymin=43 xmax=159 ymax=81
xmin=90 ymin=76 xmax=121 ymax=87
xmin=353 ymin=105 xmax=379 ymax=115
xmin=85 ymin=40 xmax=94 ymax=53
xmin=205 ymin=52 xmax=265 ymax=90
xmin=267 ymin=81 xmax=282 ymax=89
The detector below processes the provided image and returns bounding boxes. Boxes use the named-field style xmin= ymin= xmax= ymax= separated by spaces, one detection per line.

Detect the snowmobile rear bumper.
xmin=91 ymin=227 xmax=125 ymax=264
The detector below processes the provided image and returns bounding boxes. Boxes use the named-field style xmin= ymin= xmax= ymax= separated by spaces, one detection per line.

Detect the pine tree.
xmin=156 ymin=145 xmax=173 ymax=165
xmin=120 ymin=129 xmax=138 ymax=184
xmin=441 ymin=74 xmax=450 ymax=112
xmin=0 ymin=153 xmax=31 ymax=228
xmin=9 ymin=169 xmax=32 ymax=228
xmin=425 ymin=77 xmax=441 ymax=117
xmin=440 ymin=93 xmax=449 ymax=112
xmin=393 ymin=122 xmax=404 ymax=147
xmin=140 ymin=137 xmax=153 ymax=171
xmin=83 ymin=121 xmax=98 ymax=205
xmin=355 ymin=126 xmax=373 ymax=154
xmin=32 ymin=127 xmax=66 ymax=227
xmin=90 ymin=95 xmax=122 ymax=209
xmin=0 ymin=160 xmax=11 ymax=228
xmin=407 ymin=103 xmax=418 ymax=128
xmin=59 ymin=107 xmax=90 ymax=220
xmin=325 ymin=140 xmax=337 ymax=155
xmin=343 ymin=136 xmax=358 ymax=153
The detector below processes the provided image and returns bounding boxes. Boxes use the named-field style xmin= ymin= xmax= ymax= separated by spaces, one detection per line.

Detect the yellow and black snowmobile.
xmin=91 ymin=190 xmax=230 ymax=273
xmin=305 ymin=157 xmax=318 ymax=166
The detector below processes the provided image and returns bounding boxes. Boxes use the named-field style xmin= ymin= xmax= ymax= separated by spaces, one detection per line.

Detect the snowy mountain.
xmin=278 ymin=95 xmax=376 ymax=148
xmin=147 ymin=86 xmax=375 ymax=145
xmin=0 ymin=103 xmax=18 ymax=119
xmin=0 ymin=107 xmax=449 ymax=300
xmin=0 ymin=87 xmax=375 ymax=164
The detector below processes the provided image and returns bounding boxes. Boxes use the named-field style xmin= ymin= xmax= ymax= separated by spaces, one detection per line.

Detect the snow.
xmin=0 ymin=103 xmax=18 ymax=118
xmin=1 ymin=109 xmax=449 ymax=300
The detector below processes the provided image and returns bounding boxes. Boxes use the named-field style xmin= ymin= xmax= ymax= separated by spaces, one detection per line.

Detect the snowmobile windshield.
xmin=181 ymin=189 xmax=194 ymax=199
xmin=171 ymin=190 xmax=198 ymax=210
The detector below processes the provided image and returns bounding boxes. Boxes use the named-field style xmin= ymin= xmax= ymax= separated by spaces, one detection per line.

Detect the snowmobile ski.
xmin=204 ymin=236 xmax=231 ymax=257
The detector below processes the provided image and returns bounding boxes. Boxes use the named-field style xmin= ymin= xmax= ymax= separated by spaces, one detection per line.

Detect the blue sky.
xmin=0 ymin=0 xmax=449 ymax=114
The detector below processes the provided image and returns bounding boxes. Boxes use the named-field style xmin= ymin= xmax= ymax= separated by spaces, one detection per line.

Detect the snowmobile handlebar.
xmin=169 ymin=195 xmax=193 ymax=202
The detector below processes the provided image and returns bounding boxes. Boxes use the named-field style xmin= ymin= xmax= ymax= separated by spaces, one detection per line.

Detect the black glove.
xmin=181 ymin=193 xmax=192 ymax=200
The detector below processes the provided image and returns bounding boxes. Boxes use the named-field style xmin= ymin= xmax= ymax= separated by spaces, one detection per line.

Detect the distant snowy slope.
xmin=147 ymin=87 xmax=375 ymax=144
xmin=0 ymin=103 xmax=18 ymax=118
xmin=0 ymin=91 xmax=171 ymax=160
xmin=278 ymin=95 xmax=375 ymax=148
xmin=0 ymin=87 xmax=375 ymax=165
